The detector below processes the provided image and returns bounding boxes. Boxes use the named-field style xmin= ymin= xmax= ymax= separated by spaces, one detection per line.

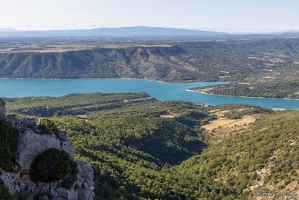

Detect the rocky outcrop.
xmin=15 ymin=128 xmax=74 ymax=170
xmin=76 ymin=161 xmax=95 ymax=200
xmin=0 ymin=165 xmax=95 ymax=200
xmin=0 ymin=99 xmax=95 ymax=200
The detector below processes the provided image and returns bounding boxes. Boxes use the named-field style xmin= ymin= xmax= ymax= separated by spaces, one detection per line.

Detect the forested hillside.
xmin=190 ymin=80 xmax=299 ymax=99
xmin=5 ymin=92 xmax=299 ymax=199
xmin=1 ymin=37 xmax=299 ymax=82
xmin=179 ymin=110 xmax=299 ymax=199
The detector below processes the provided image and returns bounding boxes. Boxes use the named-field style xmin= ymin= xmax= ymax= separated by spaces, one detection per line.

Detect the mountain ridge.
xmin=0 ymin=26 xmax=227 ymax=37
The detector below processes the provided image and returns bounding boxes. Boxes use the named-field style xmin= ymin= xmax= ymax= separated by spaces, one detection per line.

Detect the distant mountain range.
xmin=1 ymin=26 xmax=299 ymax=38
xmin=0 ymin=26 xmax=228 ymax=37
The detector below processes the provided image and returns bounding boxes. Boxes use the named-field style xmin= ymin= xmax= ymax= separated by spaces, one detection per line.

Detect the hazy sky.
xmin=1 ymin=0 xmax=299 ymax=33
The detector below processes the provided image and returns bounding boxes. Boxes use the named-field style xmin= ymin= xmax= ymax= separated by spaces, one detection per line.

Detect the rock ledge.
xmin=0 ymin=99 xmax=95 ymax=200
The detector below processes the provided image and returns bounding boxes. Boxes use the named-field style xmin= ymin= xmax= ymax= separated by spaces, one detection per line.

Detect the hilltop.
xmin=1 ymin=37 xmax=299 ymax=84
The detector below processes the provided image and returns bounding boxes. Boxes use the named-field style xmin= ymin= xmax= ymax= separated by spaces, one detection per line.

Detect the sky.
xmin=1 ymin=0 xmax=299 ymax=33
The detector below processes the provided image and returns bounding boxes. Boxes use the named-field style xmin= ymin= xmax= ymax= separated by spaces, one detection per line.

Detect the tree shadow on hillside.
xmin=125 ymin=131 xmax=206 ymax=165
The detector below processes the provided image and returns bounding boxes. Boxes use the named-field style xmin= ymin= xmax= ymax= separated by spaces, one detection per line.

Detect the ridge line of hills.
xmin=0 ymin=26 xmax=227 ymax=37
xmin=1 ymin=26 xmax=299 ymax=37
xmin=1 ymin=38 xmax=299 ymax=84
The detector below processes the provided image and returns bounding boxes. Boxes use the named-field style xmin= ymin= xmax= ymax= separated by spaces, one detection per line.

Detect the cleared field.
xmin=203 ymin=115 xmax=255 ymax=130
xmin=203 ymin=112 xmax=257 ymax=144
xmin=160 ymin=114 xmax=175 ymax=118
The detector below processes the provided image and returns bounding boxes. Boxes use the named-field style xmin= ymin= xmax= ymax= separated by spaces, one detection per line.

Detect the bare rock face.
xmin=15 ymin=129 xmax=74 ymax=170
xmin=76 ymin=161 xmax=95 ymax=200
xmin=5 ymin=114 xmax=75 ymax=170
xmin=0 ymin=98 xmax=95 ymax=200
xmin=0 ymin=98 xmax=5 ymax=120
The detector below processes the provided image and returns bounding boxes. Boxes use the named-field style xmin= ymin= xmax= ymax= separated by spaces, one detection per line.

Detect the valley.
xmin=1 ymin=34 xmax=299 ymax=199
xmin=3 ymin=92 xmax=299 ymax=199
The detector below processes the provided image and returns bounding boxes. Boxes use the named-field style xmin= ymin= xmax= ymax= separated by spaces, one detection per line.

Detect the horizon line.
xmin=1 ymin=26 xmax=299 ymax=34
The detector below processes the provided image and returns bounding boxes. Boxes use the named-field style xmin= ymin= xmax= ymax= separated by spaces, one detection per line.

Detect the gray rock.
xmin=39 ymin=196 xmax=50 ymax=200
xmin=0 ymin=98 xmax=5 ymax=120
xmin=83 ymin=182 xmax=89 ymax=189
xmin=0 ymin=101 xmax=94 ymax=200
xmin=39 ymin=117 xmax=47 ymax=124
xmin=25 ymin=180 xmax=37 ymax=194
xmin=77 ymin=187 xmax=93 ymax=200
xmin=61 ymin=141 xmax=74 ymax=160
xmin=51 ymin=188 xmax=59 ymax=198
xmin=6 ymin=115 xmax=39 ymax=133
xmin=58 ymin=129 xmax=70 ymax=142
xmin=18 ymin=182 xmax=26 ymax=191
xmin=76 ymin=161 xmax=95 ymax=200
xmin=24 ymin=117 xmax=40 ymax=133
xmin=19 ymin=179 xmax=37 ymax=200
xmin=56 ymin=186 xmax=70 ymax=199
xmin=15 ymin=129 xmax=74 ymax=169
xmin=1 ymin=161 xmax=94 ymax=200
xmin=5 ymin=114 xmax=22 ymax=130
xmin=0 ymin=171 xmax=21 ymax=195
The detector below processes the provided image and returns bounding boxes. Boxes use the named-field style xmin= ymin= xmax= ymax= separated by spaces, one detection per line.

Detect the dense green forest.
xmin=190 ymin=80 xmax=299 ymax=99
xmin=1 ymin=37 xmax=299 ymax=83
xmin=3 ymin=92 xmax=154 ymax=116
xmin=4 ymin=92 xmax=299 ymax=199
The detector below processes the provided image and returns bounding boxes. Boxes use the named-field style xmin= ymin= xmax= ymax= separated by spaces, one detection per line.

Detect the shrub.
xmin=39 ymin=118 xmax=59 ymax=137
xmin=31 ymin=148 xmax=72 ymax=182
xmin=45 ymin=118 xmax=59 ymax=137
xmin=38 ymin=124 xmax=51 ymax=135
xmin=61 ymin=161 xmax=78 ymax=190
xmin=0 ymin=119 xmax=19 ymax=171
xmin=0 ymin=178 xmax=13 ymax=200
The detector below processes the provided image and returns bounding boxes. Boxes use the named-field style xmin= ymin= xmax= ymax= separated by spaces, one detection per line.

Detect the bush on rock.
xmin=0 ymin=119 xmax=19 ymax=171
xmin=31 ymin=148 xmax=72 ymax=183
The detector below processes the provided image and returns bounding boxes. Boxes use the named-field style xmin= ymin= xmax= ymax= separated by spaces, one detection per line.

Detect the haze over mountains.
xmin=1 ymin=26 xmax=298 ymax=38
xmin=0 ymin=26 xmax=227 ymax=37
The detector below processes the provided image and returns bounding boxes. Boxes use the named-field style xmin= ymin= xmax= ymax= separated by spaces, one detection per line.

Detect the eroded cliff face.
xmin=0 ymin=99 xmax=95 ymax=200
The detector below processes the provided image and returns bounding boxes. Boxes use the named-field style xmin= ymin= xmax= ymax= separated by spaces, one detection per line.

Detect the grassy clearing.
xmin=160 ymin=114 xmax=176 ymax=118
xmin=203 ymin=110 xmax=257 ymax=144
xmin=203 ymin=115 xmax=255 ymax=130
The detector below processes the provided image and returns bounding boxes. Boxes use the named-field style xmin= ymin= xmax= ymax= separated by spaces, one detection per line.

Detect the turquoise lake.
xmin=0 ymin=78 xmax=298 ymax=109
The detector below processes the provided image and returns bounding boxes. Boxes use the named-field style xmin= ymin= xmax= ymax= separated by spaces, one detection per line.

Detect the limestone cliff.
xmin=0 ymin=99 xmax=95 ymax=200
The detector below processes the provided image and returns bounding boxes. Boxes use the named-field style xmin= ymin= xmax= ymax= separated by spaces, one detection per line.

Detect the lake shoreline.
xmin=0 ymin=77 xmax=217 ymax=84
xmin=187 ymin=89 xmax=299 ymax=101
xmin=0 ymin=78 xmax=298 ymax=109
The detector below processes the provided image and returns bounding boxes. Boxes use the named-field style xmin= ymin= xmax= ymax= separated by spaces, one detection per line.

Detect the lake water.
xmin=0 ymin=78 xmax=298 ymax=109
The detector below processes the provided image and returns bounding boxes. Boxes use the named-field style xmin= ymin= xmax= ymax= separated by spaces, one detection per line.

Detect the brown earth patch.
xmin=203 ymin=115 xmax=255 ymax=131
